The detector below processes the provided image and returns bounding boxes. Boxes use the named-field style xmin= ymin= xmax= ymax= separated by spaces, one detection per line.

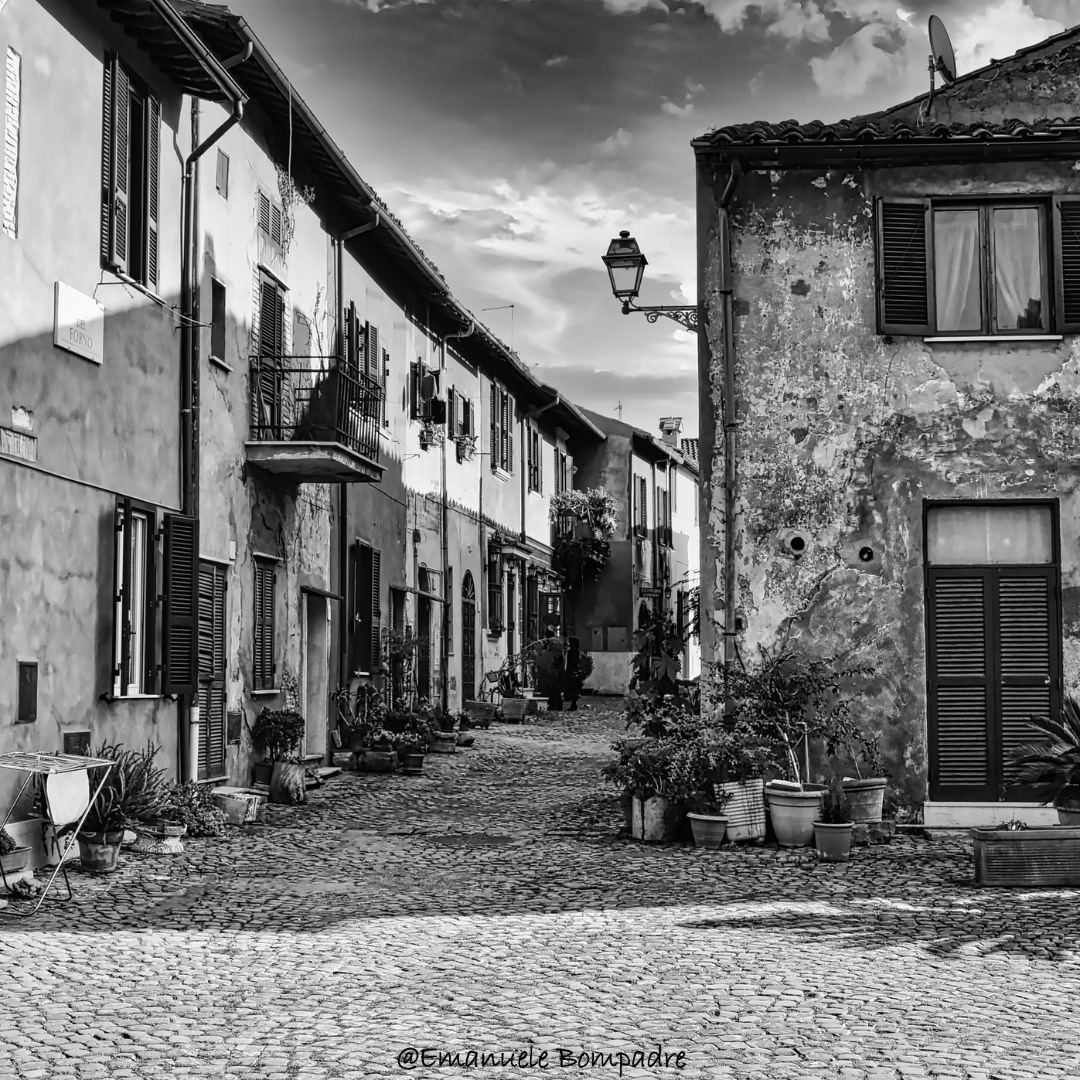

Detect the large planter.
xmin=252 ymin=762 xmax=273 ymax=786
xmin=720 ymin=779 xmax=766 ymax=843
xmin=130 ymin=822 xmax=187 ymax=855
xmin=814 ymin=822 xmax=853 ymax=863
xmin=973 ymin=826 xmax=1080 ymax=887
xmin=428 ymin=731 xmax=457 ymax=755
xmin=687 ymin=813 xmax=727 ymax=849
xmin=77 ymin=830 xmax=125 ymax=873
xmin=766 ymin=784 xmax=825 ymax=847
xmin=842 ymin=777 xmax=887 ymax=823
xmin=269 ymin=761 xmax=307 ymax=805
xmin=355 ymin=748 xmax=398 ymax=773
xmin=629 ymin=794 xmax=681 ymax=842
xmin=401 ymin=752 xmax=425 ymax=776
xmin=0 ymin=846 xmax=32 ymax=875
xmin=501 ymin=699 xmax=528 ymax=723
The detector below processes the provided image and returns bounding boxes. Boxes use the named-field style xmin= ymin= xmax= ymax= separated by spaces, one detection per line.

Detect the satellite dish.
xmin=928 ymin=15 xmax=957 ymax=84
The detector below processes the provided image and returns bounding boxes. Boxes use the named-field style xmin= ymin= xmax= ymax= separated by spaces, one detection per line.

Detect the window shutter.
xmin=101 ymin=54 xmax=130 ymax=274
xmin=353 ymin=542 xmax=373 ymax=674
xmin=145 ymin=95 xmax=160 ymax=289
xmin=463 ymin=398 xmax=472 ymax=438
xmin=490 ymin=382 xmax=498 ymax=471
xmin=143 ymin=513 xmax=158 ymax=691
xmin=1053 ymin=198 xmax=1080 ymax=333
xmin=381 ymin=348 xmax=389 ymax=426
xmin=346 ymin=302 xmax=358 ymax=367
xmin=506 ymin=394 xmax=514 ymax=473
xmin=370 ymin=549 xmax=381 ymax=674
xmin=877 ymin=198 xmax=932 ymax=335
xmin=270 ymin=203 xmax=282 ymax=247
xmin=366 ymin=324 xmax=380 ymax=384
xmin=113 ymin=498 xmax=132 ymax=691
xmin=258 ymin=191 xmax=271 ymax=236
xmin=447 ymin=386 xmax=456 ymax=438
xmin=254 ymin=560 xmax=276 ymax=689
xmin=162 ymin=513 xmax=199 ymax=696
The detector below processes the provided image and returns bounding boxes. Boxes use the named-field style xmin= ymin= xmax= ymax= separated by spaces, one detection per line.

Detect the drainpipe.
xmin=335 ymin=212 xmax=383 ymax=703
xmin=442 ymin=319 xmax=475 ymax=709
xmin=522 ymin=391 xmax=561 ymax=422
xmin=179 ymin=89 xmax=245 ymax=782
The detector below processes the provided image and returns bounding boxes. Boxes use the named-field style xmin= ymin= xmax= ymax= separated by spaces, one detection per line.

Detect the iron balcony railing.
xmin=249 ymin=355 xmax=383 ymax=463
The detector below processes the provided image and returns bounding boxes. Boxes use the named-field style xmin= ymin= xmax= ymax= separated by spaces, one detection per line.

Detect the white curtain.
xmin=934 ymin=210 xmax=982 ymax=332
xmin=994 ymin=208 xmax=1042 ymax=330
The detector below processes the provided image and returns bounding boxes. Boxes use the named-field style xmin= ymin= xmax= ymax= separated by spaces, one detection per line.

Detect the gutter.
xmin=178 ymin=33 xmax=247 ymax=783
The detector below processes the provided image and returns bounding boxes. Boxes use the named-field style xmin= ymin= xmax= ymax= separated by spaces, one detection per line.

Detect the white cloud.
xmin=545 ymin=54 xmax=570 ymax=67
xmin=597 ymin=127 xmax=633 ymax=154
xmin=661 ymin=98 xmax=695 ymax=115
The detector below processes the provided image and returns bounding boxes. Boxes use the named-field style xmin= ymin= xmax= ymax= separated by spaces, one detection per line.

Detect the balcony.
xmin=246 ymin=356 xmax=384 ymax=484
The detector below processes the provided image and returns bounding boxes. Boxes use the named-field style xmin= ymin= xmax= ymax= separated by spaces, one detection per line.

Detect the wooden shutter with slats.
xmin=490 ymin=381 xmax=499 ymax=471
xmin=370 ymin=549 xmax=381 ymax=674
xmin=162 ymin=513 xmax=199 ymax=695
xmin=255 ymin=279 xmax=284 ymax=437
xmin=1053 ymin=197 xmax=1080 ymax=333
xmin=198 ymin=562 xmax=227 ymax=780
xmin=253 ymin=559 xmax=276 ymax=690
xmin=145 ymin=95 xmax=160 ymax=289
xmin=877 ymin=198 xmax=933 ymax=336
xmin=101 ymin=54 xmax=131 ymax=274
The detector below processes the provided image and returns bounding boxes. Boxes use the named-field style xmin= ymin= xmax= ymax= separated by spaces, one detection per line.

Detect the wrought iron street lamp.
xmin=602 ymin=231 xmax=699 ymax=333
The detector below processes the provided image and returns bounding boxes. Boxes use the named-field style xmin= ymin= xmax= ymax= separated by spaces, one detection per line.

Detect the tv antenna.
xmin=481 ymin=304 xmax=515 ymax=351
xmin=920 ymin=15 xmax=957 ymax=122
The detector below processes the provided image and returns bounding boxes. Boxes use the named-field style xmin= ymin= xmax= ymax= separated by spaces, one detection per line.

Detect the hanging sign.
xmin=53 ymin=281 xmax=105 ymax=364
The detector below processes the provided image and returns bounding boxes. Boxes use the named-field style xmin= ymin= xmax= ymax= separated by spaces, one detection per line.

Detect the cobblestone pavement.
xmin=2 ymin=697 xmax=1080 ymax=1080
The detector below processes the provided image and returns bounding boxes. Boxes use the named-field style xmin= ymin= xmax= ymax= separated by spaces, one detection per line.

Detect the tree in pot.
xmin=1008 ymin=697 xmax=1080 ymax=823
xmin=78 ymin=742 xmax=171 ymax=873
xmin=814 ymin=781 xmax=853 ymax=863
xmin=251 ymin=706 xmax=307 ymax=805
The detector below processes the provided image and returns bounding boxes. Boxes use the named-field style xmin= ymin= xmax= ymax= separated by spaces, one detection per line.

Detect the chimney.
xmin=659 ymin=416 xmax=682 ymax=447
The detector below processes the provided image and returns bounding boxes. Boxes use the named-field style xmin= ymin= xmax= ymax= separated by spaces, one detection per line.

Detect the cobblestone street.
xmin=2 ymin=697 xmax=1079 ymax=1080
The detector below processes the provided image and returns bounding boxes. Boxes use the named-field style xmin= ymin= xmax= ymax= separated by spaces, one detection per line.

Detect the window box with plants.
xmin=252 ymin=705 xmax=307 ymax=804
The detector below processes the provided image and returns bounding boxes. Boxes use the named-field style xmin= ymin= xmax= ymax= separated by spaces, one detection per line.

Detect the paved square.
xmin=1 ymin=699 xmax=1078 ymax=1079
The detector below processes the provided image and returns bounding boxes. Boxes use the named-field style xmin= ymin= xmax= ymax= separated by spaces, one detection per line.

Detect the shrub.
xmin=159 ymin=782 xmax=227 ymax=837
xmin=0 ymin=827 xmax=18 ymax=856
xmin=82 ymin=742 xmax=171 ymax=833
xmin=252 ymin=707 xmax=305 ymax=763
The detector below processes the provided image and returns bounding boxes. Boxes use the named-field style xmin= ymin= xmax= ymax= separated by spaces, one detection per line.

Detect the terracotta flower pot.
xmin=841 ymin=777 xmax=887 ymax=823
xmin=766 ymin=784 xmax=825 ymax=847
xmin=687 ymin=813 xmax=728 ymax=849
xmin=77 ymin=830 xmax=125 ymax=873
xmin=814 ymin=821 xmax=853 ymax=863
xmin=401 ymin=753 xmax=425 ymax=776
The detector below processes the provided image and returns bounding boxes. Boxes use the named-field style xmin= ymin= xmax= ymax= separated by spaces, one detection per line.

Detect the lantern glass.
xmin=603 ymin=232 xmax=647 ymax=301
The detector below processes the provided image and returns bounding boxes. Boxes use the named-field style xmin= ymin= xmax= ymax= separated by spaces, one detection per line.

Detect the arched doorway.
xmin=461 ymin=571 xmax=477 ymax=702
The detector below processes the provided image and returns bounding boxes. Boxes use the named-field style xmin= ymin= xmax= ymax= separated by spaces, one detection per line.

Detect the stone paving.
xmin=2 ymin=696 xmax=1080 ymax=1080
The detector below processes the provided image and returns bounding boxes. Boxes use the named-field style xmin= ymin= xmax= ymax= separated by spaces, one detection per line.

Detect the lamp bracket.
xmin=621 ymin=299 xmax=700 ymax=333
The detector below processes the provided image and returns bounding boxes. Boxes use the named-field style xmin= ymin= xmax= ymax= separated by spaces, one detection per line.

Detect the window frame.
xmin=113 ymin=497 xmax=158 ymax=699
xmin=489 ymin=380 xmax=514 ymax=475
xmin=876 ymin=195 xmax=1080 ymax=338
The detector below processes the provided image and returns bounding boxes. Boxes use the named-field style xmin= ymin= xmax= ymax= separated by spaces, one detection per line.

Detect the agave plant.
xmin=1007 ymin=697 xmax=1080 ymax=808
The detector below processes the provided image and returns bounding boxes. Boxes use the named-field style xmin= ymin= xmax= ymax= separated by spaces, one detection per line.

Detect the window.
xmin=113 ymin=501 xmax=197 ymax=698
xmin=351 ymin=541 xmax=381 ymax=676
xmin=101 ymin=53 xmax=160 ymax=289
xmin=215 ymin=149 xmax=229 ymax=199
xmin=258 ymin=189 xmax=283 ymax=249
xmin=555 ymin=450 xmax=570 ymax=494
xmin=657 ymin=486 xmax=671 ymax=547
xmin=253 ymin=558 xmax=276 ymax=690
xmin=253 ymin=275 xmax=285 ymax=437
xmin=198 ymin=561 xmax=227 ymax=780
xmin=487 ymin=555 xmax=503 ymax=633
xmin=447 ymin=387 xmax=474 ymax=439
xmin=344 ymin=306 xmax=385 ymax=427
xmin=877 ymin=197 xmax=1080 ymax=336
xmin=633 ymin=476 xmax=648 ymax=537
xmin=210 ymin=279 xmax=226 ymax=363
xmin=489 ymin=381 xmax=514 ymax=474
xmin=527 ymin=426 xmax=543 ymax=493
xmin=4 ymin=47 xmax=20 ymax=240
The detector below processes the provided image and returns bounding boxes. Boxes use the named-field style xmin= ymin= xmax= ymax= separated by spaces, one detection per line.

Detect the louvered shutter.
xmin=270 ymin=203 xmax=282 ymax=247
xmin=197 ymin=562 xmax=227 ymax=779
xmin=1053 ymin=198 xmax=1080 ymax=333
xmin=365 ymin=323 xmax=379 ymax=383
xmin=162 ymin=514 xmax=199 ymax=696
xmin=145 ymin=95 xmax=160 ymax=289
xmin=346 ymin=302 xmax=358 ymax=367
xmin=258 ymin=191 xmax=271 ymax=237
xmin=370 ymin=549 xmax=381 ymax=674
xmin=506 ymin=393 xmax=514 ymax=473
xmin=490 ymin=382 xmax=498 ymax=471
xmin=113 ymin=498 xmax=132 ymax=692
xmin=927 ymin=570 xmax=993 ymax=799
xmin=143 ymin=513 xmax=158 ymax=691
xmin=447 ymin=386 xmax=457 ymax=438
xmin=101 ymin=54 xmax=130 ymax=274
xmin=999 ymin=569 xmax=1059 ymax=798
xmin=877 ymin=198 xmax=933 ymax=336
xmin=254 ymin=280 xmax=284 ymax=437
xmin=253 ymin=560 xmax=276 ymax=689
xmin=380 ymin=347 xmax=389 ymax=426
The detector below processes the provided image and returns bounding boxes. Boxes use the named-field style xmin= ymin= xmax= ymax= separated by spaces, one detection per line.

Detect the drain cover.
xmin=425 ymin=834 xmax=514 ymax=848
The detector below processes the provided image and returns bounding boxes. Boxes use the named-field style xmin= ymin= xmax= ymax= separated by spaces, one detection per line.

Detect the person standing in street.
xmin=563 ymin=637 xmax=583 ymax=711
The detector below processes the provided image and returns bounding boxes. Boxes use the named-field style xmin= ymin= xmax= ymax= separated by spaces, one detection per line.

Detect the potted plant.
xmin=251 ymin=706 xmax=307 ymax=805
xmin=824 ymin=714 xmax=889 ymax=823
xmin=669 ymin=731 xmax=733 ymax=849
xmin=395 ymin=712 xmax=435 ymax=774
xmin=602 ymin=735 xmax=683 ymax=842
xmin=79 ymin=741 xmax=171 ymax=873
xmin=0 ymin=826 xmax=31 ymax=877
xmin=720 ymin=646 xmax=873 ymax=847
xmin=814 ymin=782 xmax=854 ymax=863
xmin=1008 ymin=696 xmax=1080 ymax=823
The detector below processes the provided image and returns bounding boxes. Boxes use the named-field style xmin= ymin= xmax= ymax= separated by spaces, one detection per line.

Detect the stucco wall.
xmin=702 ymin=158 xmax=1080 ymax=804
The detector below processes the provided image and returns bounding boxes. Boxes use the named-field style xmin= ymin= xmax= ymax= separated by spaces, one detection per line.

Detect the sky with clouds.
xmin=223 ymin=0 xmax=1074 ymax=439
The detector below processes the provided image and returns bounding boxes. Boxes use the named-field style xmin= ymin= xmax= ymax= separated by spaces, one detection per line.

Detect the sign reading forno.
xmin=53 ymin=281 xmax=104 ymax=364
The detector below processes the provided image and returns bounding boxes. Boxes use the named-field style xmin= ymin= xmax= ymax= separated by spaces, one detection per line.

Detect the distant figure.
xmin=564 ymin=637 xmax=583 ymax=712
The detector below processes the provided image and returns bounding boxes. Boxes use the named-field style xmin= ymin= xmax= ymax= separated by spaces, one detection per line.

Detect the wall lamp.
xmin=602 ymin=231 xmax=699 ymax=333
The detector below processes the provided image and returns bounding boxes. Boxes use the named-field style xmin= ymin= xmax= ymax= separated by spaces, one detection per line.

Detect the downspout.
xmin=442 ymin=318 xmax=475 ymax=710
xmin=335 ymin=211 xmax=382 ymax=706
xmin=180 ymin=89 xmax=245 ymax=782
xmin=523 ymin=391 xmax=560 ymax=422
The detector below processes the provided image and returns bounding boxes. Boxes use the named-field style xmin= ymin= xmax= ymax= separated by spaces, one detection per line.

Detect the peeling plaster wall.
xmin=704 ymin=159 xmax=1080 ymax=804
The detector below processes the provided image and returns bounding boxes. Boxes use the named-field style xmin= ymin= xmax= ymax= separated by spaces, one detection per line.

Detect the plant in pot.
xmin=534 ymin=637 xmax=566 ymax=710
xmin=669 ymin=730 xmax=733 ymax=849
xmin=813 ymin=781 xmax=854 ymax=863
xmin=1007 ymin=696 xmax=1080 ymax=823
xmin=78 ymin=741 xmax=171 ymax=873
xmin=602 ymin=734 xmax=683 ymax=842
xmin=823 ymin=714 xmax=889 ymax=823
xmin=251 ymin=706 xmax=307 ymax=805
xmin=0 ymin=825 xmax=31 ymax=878
xmin=720 ymin=646 xmax=873 ymax=847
